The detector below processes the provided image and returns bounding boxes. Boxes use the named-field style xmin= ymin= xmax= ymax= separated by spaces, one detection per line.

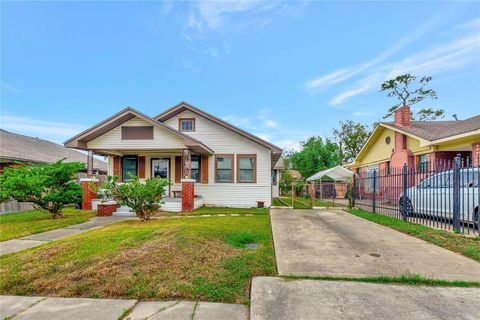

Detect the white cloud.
xmin=2 ymin=83 xmax=22 ymax=93
xmin=305 ymin=14 xmax=442 ymax=92
xmin=264 ymin=119 xmax=278 ymax=128
xmin=273 ymin=139 xmax=302 ymax=151
xmin=0 ymin=113 xmax=86 ymax=143
xmin=326 ymin=18 xmax=480 ymax=106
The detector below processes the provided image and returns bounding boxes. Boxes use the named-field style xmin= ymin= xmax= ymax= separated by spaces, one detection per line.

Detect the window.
xmin=419 ymin=154 xmax=429 ymax=172
xmin=122 ymin=156 xmax=137 ymax=181
xmin=365 ymin=165 xmax=379 ymax=193
xmin=237 ymin=154 xmax=256 ymax=183
xmin=386 ymin=161 xmax=391 ymax=175
xmin=215 ymin=155 xmax=233 ymax=183
xmin=191 ymin=155 xmax=201 ymax=182
xmin=179 ymin=118 xmax=195 ymax=132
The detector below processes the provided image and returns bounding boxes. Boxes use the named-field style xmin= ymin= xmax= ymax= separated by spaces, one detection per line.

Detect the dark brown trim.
xmin=201 ymin=155 xmax=209 ymax=184
xmin=63 ymin=106 xmax=214 ymax=154
xmin=214 ymin=154 xmax=234 ymax=183
xmin=121 ymin=126 xmax=153 ymax=140
xmin=236 ymin=154 xmax=257 ymax=183
xmin=138 ymin=156 xmax=146 ymax=178
xmin=178 ymin=118 xmax=195 ymax=132
xmin=175 ymin=156 xmax=182 ymax=183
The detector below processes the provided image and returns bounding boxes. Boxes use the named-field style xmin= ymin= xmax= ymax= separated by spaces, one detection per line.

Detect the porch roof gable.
xmin=63 ymin=107 xmax=214 ymax=154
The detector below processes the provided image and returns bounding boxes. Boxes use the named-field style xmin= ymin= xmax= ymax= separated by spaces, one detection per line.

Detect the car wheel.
xmin=399 ymin=197 xmax=413 ymax=217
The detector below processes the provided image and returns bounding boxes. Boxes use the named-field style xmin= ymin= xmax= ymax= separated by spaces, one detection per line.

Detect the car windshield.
xmin=460 ymin=169 xmax=479 ymax=187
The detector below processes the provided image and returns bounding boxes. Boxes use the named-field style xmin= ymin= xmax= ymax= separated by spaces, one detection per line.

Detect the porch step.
xmin=112 ymin=206 xmax=135 ymax=217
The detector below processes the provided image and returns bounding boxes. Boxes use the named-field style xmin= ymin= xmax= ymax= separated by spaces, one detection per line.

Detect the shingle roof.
xmin=0 ymin=129 xmax=108 ymax=172
xmin=380 ymin=115 xmax=480 ymax=141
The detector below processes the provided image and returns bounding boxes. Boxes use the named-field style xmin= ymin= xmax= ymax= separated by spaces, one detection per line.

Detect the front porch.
xmin=83 ymin=147 xmax=210 ymax=213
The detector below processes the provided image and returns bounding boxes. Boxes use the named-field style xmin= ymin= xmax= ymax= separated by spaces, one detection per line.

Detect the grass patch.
xmin=274 ymin=197 xmax=344 ymax=209
xmin=313 ymin=199 xmax=344 ymax=208
xmin=283 ymin=274 xmax=480 ymax=287
xmin=348 ymin=209 xmax=480 ymax=262
xmin=180 ymin=206 xmax=269 ymax=216
xmin=0 ymin=208 xmax=95 ymax=241
xmin=0 ymin=216 xmax=275 ymax=304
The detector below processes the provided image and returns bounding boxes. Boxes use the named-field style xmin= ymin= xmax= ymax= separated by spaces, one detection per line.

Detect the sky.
xmin=1 ymin=1 xmax=479 ymax=151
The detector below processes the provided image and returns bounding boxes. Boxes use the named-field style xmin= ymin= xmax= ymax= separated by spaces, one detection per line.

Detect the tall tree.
xmin=286 ymin=136 xmax=339 ymax=179
xmin=333 ymin=120 xmax=370 ymax=164
xmin=381 ymin=74 xmax=445 ymax=121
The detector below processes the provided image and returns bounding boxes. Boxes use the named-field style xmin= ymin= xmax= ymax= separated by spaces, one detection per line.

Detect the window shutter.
xmin=175 ymin=156 xmax=182 ymax=183
xmin=201 ymin=155 xmax=209 ymax=184
xmin=138 ymin=156 xmax=145 ymax=179
xmin=113 ymin=156 xmax=122 ymax=179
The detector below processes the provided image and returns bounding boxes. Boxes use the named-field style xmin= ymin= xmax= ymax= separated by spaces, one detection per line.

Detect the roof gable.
xmin=64 ymin=107 xmax=213 ymax=154
xmin=154 ymin=102 xmax=283 ymax=155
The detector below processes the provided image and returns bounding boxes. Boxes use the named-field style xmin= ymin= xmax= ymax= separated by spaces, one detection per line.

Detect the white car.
xmin=399 ymin=168 xmax=479 ymax=225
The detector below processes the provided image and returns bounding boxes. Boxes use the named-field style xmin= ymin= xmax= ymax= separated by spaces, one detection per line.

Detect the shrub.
xmin=102 ymin=175 xmax=170 ymax=221
xmin=0 ymin=160 xmax=85 ymax=218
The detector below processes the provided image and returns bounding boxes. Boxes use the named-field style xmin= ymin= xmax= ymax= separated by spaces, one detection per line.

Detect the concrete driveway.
xmin=271 ymin=209 xmax=480 ymax=281
xmin=251 ymin=277 xmax=480 ymax=320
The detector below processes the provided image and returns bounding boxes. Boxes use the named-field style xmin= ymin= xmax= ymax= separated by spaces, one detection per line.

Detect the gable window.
xmin=122 ymin=156 xmax=137 ymax=181
xmin=191 ymin=155 xmax=201 ymax=182
xmin=237 ymin=154 xmax=256 ymax=183
xmin=121 ymin=126 xmax=153 ymax=140
xmin=215 ymin=155 xmax=233 ymax=183
xmin=179 ymin=118 xmax=195 ymax=132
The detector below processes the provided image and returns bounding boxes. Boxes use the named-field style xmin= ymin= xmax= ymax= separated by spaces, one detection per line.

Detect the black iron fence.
xmin=353 ymin=155 xmax=480 ymax=235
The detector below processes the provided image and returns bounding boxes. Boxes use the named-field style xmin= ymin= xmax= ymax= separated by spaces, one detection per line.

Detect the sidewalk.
xmin=0 ymin=296 xmax=247 ymax=320
xmin=0 ymin=216 xmax=134 ymax=255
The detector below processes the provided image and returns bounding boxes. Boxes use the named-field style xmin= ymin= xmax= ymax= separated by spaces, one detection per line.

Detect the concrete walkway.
xmin=0 ymin=296 xmax=247 ymax=320
xmin=271 ymin=209 xmax=480 ymax=281
xmin=0 ymin=216 xmax=134 ymax=256
xmin=250 ymin=277 xmax=480 ymax=320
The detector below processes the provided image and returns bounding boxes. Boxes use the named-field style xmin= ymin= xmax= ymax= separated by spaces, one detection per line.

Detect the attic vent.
xmin=121 ymin=126 xmax=153 ymax=140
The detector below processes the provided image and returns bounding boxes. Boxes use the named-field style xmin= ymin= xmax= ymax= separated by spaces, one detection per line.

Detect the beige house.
xmin=64 ymin=102 xmax=282 ymax=211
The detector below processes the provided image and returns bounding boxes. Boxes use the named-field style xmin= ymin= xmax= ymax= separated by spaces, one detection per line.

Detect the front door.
xmin=151 ymin=158 xmax=170 ymax=196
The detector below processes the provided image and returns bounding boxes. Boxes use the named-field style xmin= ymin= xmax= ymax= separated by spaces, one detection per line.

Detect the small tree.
xmin=333 ymin=120 xmax=370 ymax=164
xmin=0 ymin=160 xmax=85 ymax=218
xmin=381 ymin=74 xmax=445 ymax=121
xmin=103 ymin=175 xmax=170 ymax=221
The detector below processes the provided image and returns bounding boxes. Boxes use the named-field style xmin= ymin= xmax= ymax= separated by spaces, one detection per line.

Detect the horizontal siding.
xmin=165 ymin=110 xmax=272 ymax=207
xmin=87 ymin=118 xmax=186 ymax=150
xmin=358 ymin=128 xmax=394 ymax=166
xmin=407 ymin=136 xmax=431 ymax=155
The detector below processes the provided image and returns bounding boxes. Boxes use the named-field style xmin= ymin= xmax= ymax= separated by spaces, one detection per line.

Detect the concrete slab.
xmin=125 ymin=301 xmax=178 ymax=320
xmin=194 ymin=302 xmax=247 ymax=320
xmin=21 ymin=228 xmax=85 ymax=241
xmin=149 ymin=301 xmax=196 ymax=320
xmin=14 ymin=297 xmax=137 ymax=320
xmin=0 ymin=239 xmax=47 ymax=255
xmin=271 ymin=209 xmax=480 ymax=281
xmin=0 ymin=295 xmax=44 ymax=319
xmin=251 ymin=277 xmax=480 ymax=320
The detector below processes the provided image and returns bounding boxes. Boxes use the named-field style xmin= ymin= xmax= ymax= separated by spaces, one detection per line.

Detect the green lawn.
xmin=0 ymin=216 xmax=275 ymax=304
xmin=0 ymin=208 xmax=95 ymax=241
xmin=348 ymin=209 xmax=480 ymax=262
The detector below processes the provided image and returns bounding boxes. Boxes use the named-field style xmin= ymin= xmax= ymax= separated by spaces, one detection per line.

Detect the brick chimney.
xmin=394 ymin=105 xmax=411 ymax=127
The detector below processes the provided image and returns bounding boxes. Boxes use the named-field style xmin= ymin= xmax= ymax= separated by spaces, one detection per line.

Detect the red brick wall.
xmin=181 ymin=180 xmax=195 ymax=212
xmin=471 ymin=143 xmax=480 ymax=167
xmin=394 ymin=105 xmax=411 ymax=127
xmin=81 ymin=181 xmax=97 ymax=211
xmin=97 ymin=203 xmax=118 ymax=216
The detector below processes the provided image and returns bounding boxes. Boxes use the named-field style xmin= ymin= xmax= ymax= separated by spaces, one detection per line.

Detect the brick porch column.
xmin=181 ymin=178 xmax=195 ymax=212
xmin=80 ymin=178 xmax=98 ymax=211
xmin=472 ymin=142 xmax=480 ymax=167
